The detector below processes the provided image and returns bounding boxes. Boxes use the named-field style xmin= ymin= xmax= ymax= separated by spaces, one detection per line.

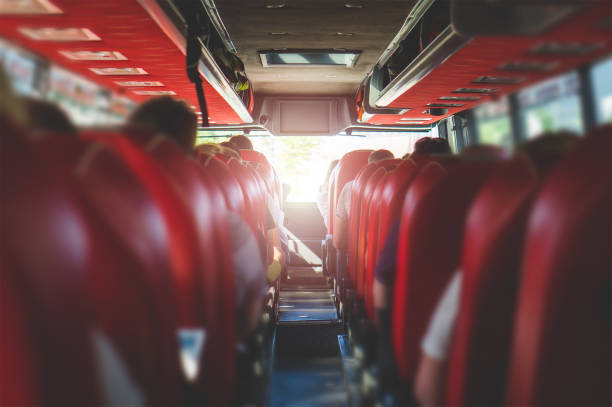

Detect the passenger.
xmin=316 ymin=159 xmax=339 ymax=229
xmin=218 ymin=144 xmax=242 ymax=161
xmin=413 ymin=132 xmax=579 ymax=407
xmin=410 ymin=136 xmax=451 ymax=158
xmin=126 ymin=96 xmax=198 ymax=154
xmin=333 ymin=149 xmax=394 ymax=250
xmin=22 ymin=97 xmax=77 ymax=136
xmin=229 ymin=134 xmax=254 ymax=150
xmin=373 ymin=138 xmax=451 ymax=312
xmin=220 ymin=140 xmax=241 ymax=154
xmin=126 ymin=97 xmax=266 ymax=342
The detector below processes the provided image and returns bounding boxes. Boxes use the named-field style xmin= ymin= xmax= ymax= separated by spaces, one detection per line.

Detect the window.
xmin=259 ymin=50 xmax=361 ymax=67
xmin=197 ymin=129 xmax=437 ymax=202
xmin=591 ymin=57 xmax=612 ymax=124
xmin=474 ymin=96 xmax=513 ymax=147
xmin=518 ymin=71 xmax=583 ymax=138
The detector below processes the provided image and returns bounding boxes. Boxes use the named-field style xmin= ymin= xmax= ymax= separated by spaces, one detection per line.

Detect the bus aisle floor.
xmin=268 ymin=266 xmax=347 ymax=406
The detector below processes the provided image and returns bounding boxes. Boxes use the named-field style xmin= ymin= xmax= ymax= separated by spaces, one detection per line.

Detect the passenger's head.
xmin=217 ymin=145 xmax=242 ymax=161
xmin=23 ymin=97 xmax=77 ymax=136
xmin=368 ymin=149 xmax=394 ymax=164
xmin=229 ymin=134 xmax=253 ymax=150
xmin=220 ymin=140 xmax=240 ymax=153
xmin=127 ymin=96 xmax=197 ymax=153
xmin=517 ymin=131 xmax=579 ymax=174
xmin=412 ymin=137 xmax=451 ymax=157
xmin=196 ymin=143 xmax=221 ymax=156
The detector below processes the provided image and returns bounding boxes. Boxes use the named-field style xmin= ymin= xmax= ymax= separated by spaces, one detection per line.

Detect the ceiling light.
xmin=60 ymin=50 xmax=127 ymax=61
xmin=453 ymin=87 xmax=499 ymax=94
xmin=336 ymin=32 xmax=354 ymax=36
xmin=265 ymin=3 xmax=285 ymax=8
xmin=427 ymin=102 xmax=465 ymax=108
xmin=269 ymin=32 xmax=288 ymax=36
xmin=90 ymin=67 xmax=148 ymax=75
xmin=115 ymin=81 xmax=164 ymax=87
xmin=19 ymin=27 xmax=100 ymax=41
xmin=344 ymin=4 xmax=364 ymax=8
xmin=132 ymin=90 xmax=176 ymax=96
xmin=472 ymin=76 xmax=524 ymax=85
xmin=0 ymin=0 xmax=62 ymax=14
xmin=439 ymin=96 xmax=480 ymax=101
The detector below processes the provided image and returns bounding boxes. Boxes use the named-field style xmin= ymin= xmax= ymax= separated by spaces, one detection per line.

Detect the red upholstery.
xmin=44 ymin=134 xmax=183 ymax=403
xmin=198 ymin=155 xmax=246 ymax=217
xmin=506 ymin=127 xmax=611 ymax=406
xmin=445 ymin=156 xmax=538 ymax=406
xmin=392 ymin=158 xmax=500 ymax=382
xmin=143 ymin=136 xmax=236 ymax=406
xmin=228 ymin=159 xmax=267 ymax=235
xmin=355 ymin=167 xmax=386 ymax=298
xmin=0 ymin=259 xmax=40 ymax=406
xmin=348 ymin=163 xmax=380 ymax=284
xmin=363 ymin=160 xmax=419 ymax=321
xmin=241 ymin=150 xmax=277 ymax=197
xmin=0 ymin=131 xmax=100 ymax=405
xmin=328 ymin=150 xmax=372 ymax=235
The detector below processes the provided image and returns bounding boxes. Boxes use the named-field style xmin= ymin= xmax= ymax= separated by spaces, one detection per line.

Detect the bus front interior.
xmin=1 ymin=1 xmax=610 ymax=406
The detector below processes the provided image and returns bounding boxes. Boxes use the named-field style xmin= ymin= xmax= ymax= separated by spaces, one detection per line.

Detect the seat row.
xmin=0 ymin=118 xmax=281 ymax=406
xmin=324 ymin=126 xmax=610 ymax=406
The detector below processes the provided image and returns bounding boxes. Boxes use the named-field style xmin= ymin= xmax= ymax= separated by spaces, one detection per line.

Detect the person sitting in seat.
xmin=333 ymin=149 xmax=394 ymax=250
xmin=413 ymin=132 xmax=579 ymax=407
xmin=316 ymin=159 xmax=339 ymax=229
xmin=22 ymin=97 xmax=78 ymax=137
xmin=229 ymin=134 xmax=253 ymax=150
xmin=410 ymin=136 xmax=452 ymax=158
xmin=220 ymin=140 xmax=241 ymax=154
xmin=126 ymin=96 xmax=198 ymax=154
xmin=126 ymin=97 xmax=266 ymax=342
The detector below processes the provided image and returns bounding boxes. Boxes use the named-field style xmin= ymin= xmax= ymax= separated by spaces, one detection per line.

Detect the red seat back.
xmin=48 ymin=134 xmax=183 ymax=403
xmin=506 ymin=128 xmax=611 ymax=406
xmin=1 ymin=131 xmax=100 ymax=405
xmin=392 ymin=158 xmax=500 ymax=382
xmin=364 ymin=160 xmax=419 ymax=321
xmin=348 ymin=163 xmax=380 ymax=284
xmin=328 ymin=150 xmax=372 ymax=235
xmin=356 ymin=167 xmax=387 ymax=298
xmin=199 ymin=155 xmax=246 ymax=218
xmin=445 ymin=156 xmax=538 ymax=406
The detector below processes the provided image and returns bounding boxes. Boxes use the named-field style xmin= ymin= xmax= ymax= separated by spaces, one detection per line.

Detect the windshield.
xmin=198 ymin=128 xmax=438 ymax=202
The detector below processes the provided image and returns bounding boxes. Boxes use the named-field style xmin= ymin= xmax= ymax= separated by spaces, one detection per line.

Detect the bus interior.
xmin=1 ymin=0 xmax=611 ymax=406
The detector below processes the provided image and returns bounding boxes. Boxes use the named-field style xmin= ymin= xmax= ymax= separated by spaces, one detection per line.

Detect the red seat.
xmin=355 ymin=166 xmax=387 ymax=298
xmin=506 ymin=127 xmax=611 ymax=406
xmin=348 ymin=163 xmax=380 ymax=285
xmin=142 ymin=135 xmax=237 ymax=406
xmin=363 ymin=160 xmax=419 ymax=322
xmin=328 ymin=150 xmax=372 ymax=235
xmin=1 ymin=129 xmax=100 ymax=405
xmin=445 ymin=156 xmax=538 ymax=406
xmin=392 ymin=158 xmax=500 ymax=383
xmin=198 ymin=155 xmax=246 ymax=218
xmin=45 ymin=134 xmax=184 ymax=404
xmin=241 ymin=149 xmax=279 ymax=199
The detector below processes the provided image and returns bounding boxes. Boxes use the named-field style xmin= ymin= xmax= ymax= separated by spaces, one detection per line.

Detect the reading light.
xmin=132 ymin=90 xmax=176 ymax=96
xmin=344 ymin=4 xmax=364 ymax=8
xmin=60 ymin=50 xmax=127 ymax=61
xmin=19 ymin=27 xmax=100 ymax=41
xmin=115 ymin=81 xmax=164 ymax=87
xmin=90 ymin=67 xmax=148 ymax=75
xmin=0 ymin=0 xmax=62 ymax=15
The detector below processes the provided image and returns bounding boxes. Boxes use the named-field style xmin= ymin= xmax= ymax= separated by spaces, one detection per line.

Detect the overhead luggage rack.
xmin=362 ymin=0 xmax=612 ymax=125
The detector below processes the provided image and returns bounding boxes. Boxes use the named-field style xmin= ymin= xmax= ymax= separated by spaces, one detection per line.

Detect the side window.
xmin=518 ymin=71 xmax=584 ymax=138
xmin=591 ymin=57 xmax=612 ymax=125
xmin=474 ymin=96 xmax=513 ymax=147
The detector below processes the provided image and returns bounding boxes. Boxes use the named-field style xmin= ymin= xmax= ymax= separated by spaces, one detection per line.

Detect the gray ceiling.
xmin=214 ymin=0 xmax=417 ymax=97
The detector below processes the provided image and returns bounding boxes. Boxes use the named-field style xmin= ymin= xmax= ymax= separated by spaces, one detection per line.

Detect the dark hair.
xmin=127 ymin=96 xmax=197 ymax=153
xmin=23 ymin=97 xmax=77 ymax=135
xmin=368 ymin=149 xmax=394 ymax=163
xmin=517 ymin=131 xmax=579 ymax=174
xmin=412 ymin=137 xmax=451 ymax=156
xmin=220 ymin=140 xmax=240 ymax=153
xmin=229 ymin=134 xmax=253 ymax=150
